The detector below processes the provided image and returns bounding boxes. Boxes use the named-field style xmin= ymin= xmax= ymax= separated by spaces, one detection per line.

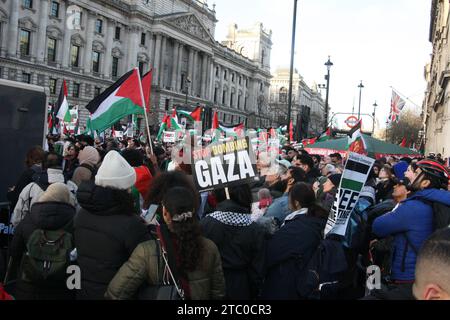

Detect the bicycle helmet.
xmin=416 ymin=159 xmax=449 ymax=185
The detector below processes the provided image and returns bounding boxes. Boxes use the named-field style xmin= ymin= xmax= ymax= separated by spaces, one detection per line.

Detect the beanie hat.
xmin=95 ymin=151 xmax=136 ymax=190
xmin=393 ymin=161 xmax=409 ymax=180
xmin=38 ymin=182 xmax=71 ymax=204
xmin=328 ymin=174 xmax=342 ymax=188
xmin=78 ymin=146 xmax=100 ymax=166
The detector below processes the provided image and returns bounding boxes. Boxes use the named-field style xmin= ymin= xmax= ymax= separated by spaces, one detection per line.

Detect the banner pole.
xmin=136 ymin=67 xmax=153 ymax=154
xmin=225 ymin=187 xmax=230 ymax=200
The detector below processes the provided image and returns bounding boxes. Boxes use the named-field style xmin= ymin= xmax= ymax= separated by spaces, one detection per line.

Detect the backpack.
xmin=296 ymin=237 xmax=348 ymax=300
xmin=78 ymin=163 xmax=97 ymax=180
xmin=20 ymin=229 xmax=73 ymax=284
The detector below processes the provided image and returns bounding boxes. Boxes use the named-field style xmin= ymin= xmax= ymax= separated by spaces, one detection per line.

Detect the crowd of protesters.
xmin=1 ymin=131 xmax=450 ymax=301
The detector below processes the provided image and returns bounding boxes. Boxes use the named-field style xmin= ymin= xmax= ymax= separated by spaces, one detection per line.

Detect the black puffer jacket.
xmin=9 ymin=201 xmax=76 ymax=300
xmin=201 ymin=200 xmax=266 ymax=299
xmin=74 ymin=181 xmax=150 ymax=300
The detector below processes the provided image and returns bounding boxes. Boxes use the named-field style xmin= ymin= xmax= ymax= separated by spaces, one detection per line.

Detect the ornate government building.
xmin=0 ymin=0 xmax=273 ymax=131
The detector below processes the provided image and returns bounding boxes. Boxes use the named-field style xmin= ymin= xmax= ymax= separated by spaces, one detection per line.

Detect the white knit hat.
xmin=95 ymin=151 xmax=136 ymax=190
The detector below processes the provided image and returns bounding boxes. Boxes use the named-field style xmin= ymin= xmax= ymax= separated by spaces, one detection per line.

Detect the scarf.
xmin=209 ymin=211 xmax=253 ymax=227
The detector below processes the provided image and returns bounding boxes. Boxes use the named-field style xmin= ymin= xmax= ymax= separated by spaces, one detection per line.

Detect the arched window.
xmin=279 ymin=87 xmax=287 ymax=103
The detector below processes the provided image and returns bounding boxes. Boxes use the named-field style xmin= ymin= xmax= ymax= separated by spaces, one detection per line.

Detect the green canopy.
xmin=304 ymin=134 xmax=421 ymax=159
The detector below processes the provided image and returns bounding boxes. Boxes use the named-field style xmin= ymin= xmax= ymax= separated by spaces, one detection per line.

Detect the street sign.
xmin=345 ymin=116 xmax=359 ymax=128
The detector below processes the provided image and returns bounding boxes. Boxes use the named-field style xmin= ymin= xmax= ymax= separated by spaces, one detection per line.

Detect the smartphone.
xmin=141 ymin=204 xmax=159 ymax=225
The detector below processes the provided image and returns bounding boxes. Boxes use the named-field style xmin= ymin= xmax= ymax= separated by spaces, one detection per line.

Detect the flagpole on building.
xmin=136 ymin=67 xmax=153 ymax=154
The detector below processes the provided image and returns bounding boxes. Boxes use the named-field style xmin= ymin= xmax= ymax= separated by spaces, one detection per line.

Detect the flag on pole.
xmin=400 ymin=137 xmax=407 ymax=147
xmin=85 ymin=69 xmax=145 ymax=132
xmin=317 ymin=127 xmax=332 ymax=142
xmin=289 ymin=120 xmax=294 ymax=142
xmin=347 ymin=120 xmax=367 ymax=155
xmin=389 ymin=90 xmax=406 ymax=123
xmin=190 ymin=106 xmax=203 ymax=122
xmin=141 ymin=70 xmax=152 ymax=111
xmin=157 ymin=114 xmax=170 ymax=141
xmin=56 ymin=80 xmax=71 ymax=122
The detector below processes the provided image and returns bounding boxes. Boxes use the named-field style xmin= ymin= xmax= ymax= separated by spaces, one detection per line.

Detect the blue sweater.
xmin=372 ymin=189 xmax=450 ymax=281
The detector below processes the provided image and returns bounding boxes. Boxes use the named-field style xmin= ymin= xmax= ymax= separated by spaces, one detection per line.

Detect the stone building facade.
xmin=269 ymin=67 xmax=325 ymax=137
xmin=0 ymin=0 xmax=272 ymax=132
xmin=423 ymin=0 xmax=450 ymax=155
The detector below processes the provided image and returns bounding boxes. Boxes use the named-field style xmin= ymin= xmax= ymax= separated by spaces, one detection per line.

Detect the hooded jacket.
xmin=261 ymin=212 xmax=326 ymax=299
xmin=74 ymin=180 xmax=150 ymax=300
xmin=201 ymin=200 xmax=267 ymax=299
xmin=372 ymin=189 xmax=450 ymax=281
xmin=9 ymin=201 xmax=76 ymax=300
xmin=11 ymin=169 xmax=77 ymax=227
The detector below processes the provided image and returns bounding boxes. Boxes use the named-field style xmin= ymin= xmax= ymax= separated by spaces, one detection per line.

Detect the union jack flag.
xmin=389 ymin=90 xmax=406 ymax=123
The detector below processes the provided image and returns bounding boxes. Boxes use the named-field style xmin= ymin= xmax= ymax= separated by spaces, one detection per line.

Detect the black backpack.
xmin=296 ymin=237 xmax=349 ymax=299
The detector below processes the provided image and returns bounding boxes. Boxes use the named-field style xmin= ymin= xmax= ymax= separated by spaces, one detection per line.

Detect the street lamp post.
xmin=287 ymin=0 xmax=298 ymax=143
xmin=324 ymin=56 xmax=333 ymax=130
xmin=372 ymin=101 xmax=377 ymax=135
xmin=357 ymin=81 xmax=364 ymax=120
xmin=385 ymin=119 xmax=389 ymax=142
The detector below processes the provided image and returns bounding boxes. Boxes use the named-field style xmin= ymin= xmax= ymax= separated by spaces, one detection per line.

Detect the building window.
xmin=237 ymin=95 xmax=241 ymax=109
xmin=23 ymin=0 xmax=33 ymax=9
xmin=138 ymin=61 xmax=145 ymax=75
xmin=222 ymin=90 xmax=226 ymax=105
xmin=47 ymin=38 xmax=57 ymax=62
xmin=73 ymin=83 xmax=80 ymax=98
xmin=223 ymin=70 xmax=227 ymax=80
xmin=214 ymin=88 xmax=218 ymax=103
xmin=74 ymin=11 xmax=82 ymax=26
xmin=244 ymin=97 xmax=248 ymax=110
xmin=279 ymin=87 xmax=287 ymax=103
xmin=141 ymin=33 xmax=146 ymax=46
xmin=94 ymin=87 xmax=101 ymax=97
xmin=95 ymin=19 xmax=103 ymax=34
xmin=230 ymin=93 xmax=234 ymax=107
xmin=180 ymin=74 xmax=185 ymax=91
xmin=115 ymin=27 xmax=121 ymax=40
xmin=22 ymin=72 xmax=31 ymax=84
xmin=71 ymin=45 xmax=80 ymax=67
xmin=165 ymin=98 xmax=170 ymax=111
xmin=50 ymin=1 xmax=59 ymax=17
xmin=49 ymin=78 xmax=57 ymax=94
xmin=216 ymin=67 xmax=219 ymax=76
xmin=92 ymin=51 xmax=101 ymax=73
xmin=112 ymin=57 xmax=119 ymax=77
xmin=231 ymin=73 xmax=235 ymax=83
xmin=239 ymin=76 xmax=242 ymax=85
xmin=260 ymin=82 xmax=263 ymax=91
xmin=261 ymin=49 xmax=265 ymax=65
xmin=19 ymin=29 xmax=31 ymax=56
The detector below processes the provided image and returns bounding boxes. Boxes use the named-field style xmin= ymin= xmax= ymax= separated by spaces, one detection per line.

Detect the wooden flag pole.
xmin=136 ymin=67 xmax=153 ymax=154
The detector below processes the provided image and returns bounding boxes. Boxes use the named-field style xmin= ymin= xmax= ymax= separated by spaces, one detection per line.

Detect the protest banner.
xmin=163 ymin=131 xmax=176 ymax=143
xmin=191 ymin=137 xmax=257 ymax=192
xmin=325 ymin=152 xmax=375 ymax=236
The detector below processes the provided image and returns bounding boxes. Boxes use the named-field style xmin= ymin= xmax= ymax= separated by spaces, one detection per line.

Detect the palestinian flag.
xmin=157 ymin=114 xmax=170 ymax=141
xmin=86 ymin=69 xmax=145 ymax=132
xmin=302 ymin=137 xmax=317 ymax=146
xmin=166 ymin=108 xmax=181 ymax=130
xmin=212 ymin=111 xmax=219 ymax=130
xmin=47 ymin=104 xmax=56 ymax=133
xmin=141 ymin=70 xmax=152 ymax=111
xmin=56 ymin=80 xmax=71 ymax=122
xmin=289 ymin=120 xmax=294 ymax=142
xmin=219 ymin=122 xmax=245 ymax=137
xmin=317 ymin=127 xmax=332 ymax=142
xmin=347 ymin=120 xmax=367 ymax=155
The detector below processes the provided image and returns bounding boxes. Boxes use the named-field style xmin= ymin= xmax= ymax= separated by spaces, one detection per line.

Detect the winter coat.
xmin=261 ymin=211 xmax=326 ymax=299
xmin=7 ymin=164 xmax=43 ymax=210
xmin=63 ymin=157 xmax=79 ymax=181
xmin=11 ymin=169 xmax=78 ymax=227
xmin=372 ymin=189 xmax=450 ymax=281
xmin=201 ymin=200 xmax=267 ymax=299
xmin=105 ymin=237 xmax=225 ymax=300
xmin=9 ymin=201 xmax=76 ymax=300
xmin=74 ymin=181 xmax=150 ymax=300
xmin=306 ymin=167 xmax=321 ymax=184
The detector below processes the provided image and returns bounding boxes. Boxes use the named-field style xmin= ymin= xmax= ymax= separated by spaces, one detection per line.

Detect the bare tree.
xmin=385 ymin=109 xmax=422 ymax=146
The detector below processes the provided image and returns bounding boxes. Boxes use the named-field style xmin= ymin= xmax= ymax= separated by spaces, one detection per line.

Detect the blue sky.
xmin=213 ymin=0 xmax=432 ymax=129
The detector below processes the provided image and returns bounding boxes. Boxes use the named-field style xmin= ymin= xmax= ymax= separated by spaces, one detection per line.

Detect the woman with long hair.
xmin=261 ymin=182 xmax=328 ymax=299
xmin=105 ymin=186 xmax=225 ymax=300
